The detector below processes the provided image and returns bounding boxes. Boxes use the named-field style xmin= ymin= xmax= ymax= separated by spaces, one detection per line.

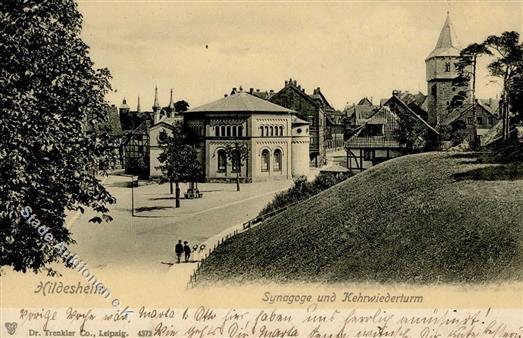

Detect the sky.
xmin=77 ymin=1 xmax=522 ymax=111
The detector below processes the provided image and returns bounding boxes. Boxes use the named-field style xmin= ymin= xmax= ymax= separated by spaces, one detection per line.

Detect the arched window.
xmin=279 ymin=126 xmax=283 ymax=136
xmin=221 ymin=126 xmax=226 ymax=137
xmin=445 ymin=62 xmax=451 ymax=72
xmin=232 ymin=126 xmax=237 ymax=137
xmin=217 ymin=149 xmax=227 ymax=172
xmin=226 ymin=126 xmax=231 ymax=137
xmin=273 ymin=149 xmax=282 ymax=171
xmin=264 ymin=126 xmax=269 ymax=136
xmin=261 ymin=149 xmax=270 ymax=172
xmin=259 ymin=126 xmax=264 ymax=136
xmin=215 ymin=126 xmax=220 ymax=136
xmin=270 ymin=126 xmax=274 ymax=136
xmin=238 ymin=126 xmax=243 ymax=137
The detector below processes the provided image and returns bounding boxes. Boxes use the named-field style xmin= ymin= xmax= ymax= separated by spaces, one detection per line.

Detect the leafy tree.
xmin=174 ymin=100 xmax=190 ymax=113
xmin=451 ymin=43 xmax=492 ymax=149
xmin=224 ymin=142 xmax=249 ymax=191
xmin=484 ymin=31 xmax=522 ymax=140
xmin=157 ymin=129 xmax=201 ymax=208
xmin=0 ymin=1 xmax=117 ymax=273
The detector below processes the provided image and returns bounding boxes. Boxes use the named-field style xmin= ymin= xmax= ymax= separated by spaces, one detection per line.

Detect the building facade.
xmin=184 ymin=91 xmax=310 ymax=182
xmin=269 ymin=79 xmax=327 ymax=166
xmin=119 ymin=87 xmax=183 ymax=178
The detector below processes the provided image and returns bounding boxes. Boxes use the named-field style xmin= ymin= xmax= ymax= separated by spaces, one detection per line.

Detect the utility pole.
xmin=471 ymin=53 xmax=478 ymax=150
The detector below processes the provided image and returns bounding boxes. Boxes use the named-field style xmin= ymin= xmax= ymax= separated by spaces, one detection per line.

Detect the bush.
xmin=258 ymin=172 xmax=349 ymax=217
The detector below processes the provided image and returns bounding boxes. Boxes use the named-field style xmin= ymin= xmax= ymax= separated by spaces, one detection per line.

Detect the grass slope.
xmin=199 ymin=152 xmax=523 ymax=284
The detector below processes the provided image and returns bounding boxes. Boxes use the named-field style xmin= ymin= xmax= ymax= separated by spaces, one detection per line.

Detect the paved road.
xmin=66 ymin=175 xmax=293 ymax=274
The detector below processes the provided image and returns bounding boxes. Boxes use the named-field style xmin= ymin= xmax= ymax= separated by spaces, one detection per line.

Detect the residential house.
xmin=119 ymin=87 xmax=183 ymax=178
xmin=269 ymin=79 xmax=327 ymax=166
xmin=345 ymin=92 xmax=439 ymax=173
xmin=440 ymin=101 xmax=500 ymax=143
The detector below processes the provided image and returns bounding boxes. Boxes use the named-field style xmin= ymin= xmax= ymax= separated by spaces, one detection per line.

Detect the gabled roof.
xmin=384 ymin=95 xmax=439 ymax=135
xmin=311 ymin=88 xmax=335 ymax=110
xmin=186 ymin=92 xmax=295 ymax=114
xmin=427 ymin=13 xmax=461 ymax=59
xmin=441 ymin=102 xmax=498 ymax=126
xmin=271 ymin=82 xmax=319 ymax=108
xmin=345 ymin=105 xmax=379 ymax=120
xmin=357 ymin=97 xmax=373 ymax=106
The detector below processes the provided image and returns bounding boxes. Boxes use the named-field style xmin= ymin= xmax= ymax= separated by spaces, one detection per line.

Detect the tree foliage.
xmin=484 ymin=31 xmax=522 ymax=127
xmin=258 ymin=172 xmax=349 ymax=217
xmin=174 ymin=100 xmax=190 ymax=113
xmin=0 ymin=1 xmax=118 ymax=273
xmin=157 ymin=128 xmax=202 ymax=207
xmin=224 ymin=142 xmax=249 ymax=191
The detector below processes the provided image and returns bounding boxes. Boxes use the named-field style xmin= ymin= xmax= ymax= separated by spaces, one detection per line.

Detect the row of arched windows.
xmin=215 ymin=125 xmax=244 ymax=137
xmin=261 ymin=149 xmax=282 ymax=172
xmin=189 ymin=125 xmax=204 ymax=136
xmin=259 ymin=125 xmax=284 ymax=137
xmin=216 ymin=148 xmax=283 ymax=174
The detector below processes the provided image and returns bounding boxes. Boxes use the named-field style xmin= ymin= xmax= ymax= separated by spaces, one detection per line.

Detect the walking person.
xmin=183 ymin=241 xmax=191 ymax=263
xmin=175 ymin=240 xmax=183 ymax=264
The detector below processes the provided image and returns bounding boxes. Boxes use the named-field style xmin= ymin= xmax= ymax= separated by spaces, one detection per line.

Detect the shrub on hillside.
xmin=258 ymin=172 xmax=349 ymax=217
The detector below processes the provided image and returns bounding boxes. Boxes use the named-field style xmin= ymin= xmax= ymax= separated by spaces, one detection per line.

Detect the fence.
xmin=186 ymin=200 xmax=300 ymax=288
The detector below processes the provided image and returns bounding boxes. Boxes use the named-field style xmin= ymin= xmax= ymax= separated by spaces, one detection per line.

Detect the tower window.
xmin=445 ymin=62 xmax=451 ymax=72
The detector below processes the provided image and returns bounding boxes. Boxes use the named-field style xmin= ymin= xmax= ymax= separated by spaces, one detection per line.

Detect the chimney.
xmin=136 ymin=96 xmax=141 ymax=113
xmin=231 ymin=87 xmax=237 ymax=94
xmin=285 ymin=80 xmax=288 ymax=86
xmin=293 ymin=80 xmax=297 ymax=86
xmin=370 ymin=96 xmax=373 ymax=104
xmin=392 ymin=90 xmax=399 ymax=97
xmin=239 ymin=86 xmax=243 ymax=92
xmin=249 ymin=88 xmax=254 ymax=94
xmin=298 ymin=84 xmax=301 ymax=90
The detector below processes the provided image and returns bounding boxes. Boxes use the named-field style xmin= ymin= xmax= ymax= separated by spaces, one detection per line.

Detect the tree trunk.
xmin=236 ymin=168 xmax=240 ymax=192
xmin=175 ymin=182 xmax=180 ymax=208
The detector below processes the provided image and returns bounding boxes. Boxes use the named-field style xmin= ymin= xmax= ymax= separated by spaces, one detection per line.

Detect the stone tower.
xmin=426 ymin=12 xmax=468 ymax=126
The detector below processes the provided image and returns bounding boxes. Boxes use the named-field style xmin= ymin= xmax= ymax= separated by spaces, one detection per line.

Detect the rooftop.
xmin=427 ymin=12 xmax=461 ymax=59
xmin=186 ymin=92 xmax=295 ymax=114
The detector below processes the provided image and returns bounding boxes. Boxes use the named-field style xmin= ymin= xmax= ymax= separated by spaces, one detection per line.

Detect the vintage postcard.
xmin=1 ymin=0 xmax=522 ymax=337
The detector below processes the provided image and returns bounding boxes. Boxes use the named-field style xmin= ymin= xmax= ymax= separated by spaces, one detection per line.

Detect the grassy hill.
xmin=198 ymin=152 xmax=523 ymax=284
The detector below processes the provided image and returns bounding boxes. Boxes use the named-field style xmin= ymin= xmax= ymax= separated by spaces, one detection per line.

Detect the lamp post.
xmin=131 ymin=175 xmax=135 ymax=217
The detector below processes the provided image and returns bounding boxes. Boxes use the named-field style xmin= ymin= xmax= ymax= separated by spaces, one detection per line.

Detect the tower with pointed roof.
xmin=426 ymin=12 xmax=469 ymax=126
xmin=152 ymin=86 xmax=161 ymax=124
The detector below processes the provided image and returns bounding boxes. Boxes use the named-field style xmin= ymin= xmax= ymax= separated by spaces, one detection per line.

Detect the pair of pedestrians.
xmin=174 ymin=240 xmax=191 ymax=263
